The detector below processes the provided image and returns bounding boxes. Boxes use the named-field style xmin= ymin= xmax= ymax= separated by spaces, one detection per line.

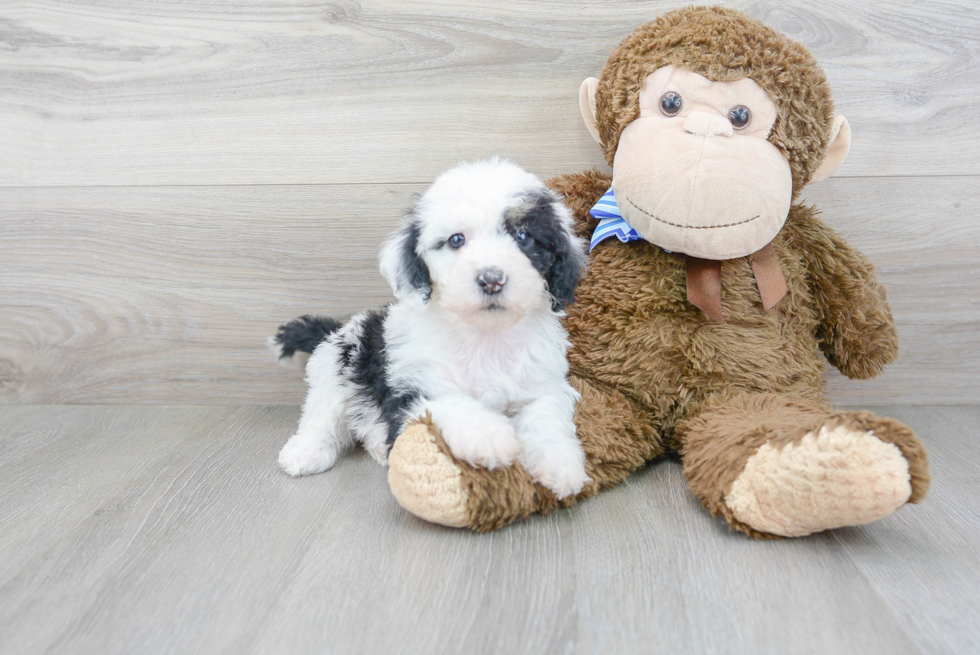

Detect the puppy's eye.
xmin=448 ymin=233 xmax=466 ymax=249
xmin=659 ymin=91 xmax=683 ymax=117
xmin=728 ymin=105 xmax=751 ymax=130
xmin=515 ymin=229 xmax=531 ymax=246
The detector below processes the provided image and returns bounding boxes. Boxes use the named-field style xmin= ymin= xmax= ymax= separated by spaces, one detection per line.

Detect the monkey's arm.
xmin=785 ymin=205 xmax=898 ymax=379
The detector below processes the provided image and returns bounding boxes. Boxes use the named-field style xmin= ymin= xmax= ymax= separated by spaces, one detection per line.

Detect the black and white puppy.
xmin=269 ymin=159 xmax=590 ymax=499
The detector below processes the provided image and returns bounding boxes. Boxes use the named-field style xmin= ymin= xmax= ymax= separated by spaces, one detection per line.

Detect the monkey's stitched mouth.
xmin=624 ymin=196 xmax=759 ymax=230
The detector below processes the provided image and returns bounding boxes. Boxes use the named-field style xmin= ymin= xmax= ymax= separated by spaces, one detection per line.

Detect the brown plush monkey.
xmin=386 ymin=6 xmax=929 ymax=538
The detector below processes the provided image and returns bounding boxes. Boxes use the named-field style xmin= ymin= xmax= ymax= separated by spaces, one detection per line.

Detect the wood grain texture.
xmin=801 ymin=177 xmax=980 ymax=405
xmin=0 ymin=183 xmax=407 ymax=404
xmin=1 ymin=0 xmax=978 ymax=187
xmin=1 ymin=404 xmax=977 ymax=654
xmin=2 ymin=176 xmax=977 ymax=405
xmin=829 ymin=406 xmax=980 ymax=655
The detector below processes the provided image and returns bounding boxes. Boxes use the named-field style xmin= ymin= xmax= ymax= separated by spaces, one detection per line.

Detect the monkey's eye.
xmin=728 ymin=105 xmax=751 ymax=130
xmin=659 ymin=92 xmax=683 ymax=116
xmin=448 ymin=233 xmax=466 ymax=249
xmin=515 ymin=229 xmax=531 ymax=246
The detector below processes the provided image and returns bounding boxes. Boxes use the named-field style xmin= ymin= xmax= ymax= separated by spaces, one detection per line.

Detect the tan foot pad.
xmin=388 ymin=420 xmax=470 ymax=528
xmin=725 ymin=425 xmax=912 ymax=537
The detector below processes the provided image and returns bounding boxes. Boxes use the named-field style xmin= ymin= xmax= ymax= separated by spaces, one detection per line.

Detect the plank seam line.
xmin=1 ymin=173 xmax=978 ymax=191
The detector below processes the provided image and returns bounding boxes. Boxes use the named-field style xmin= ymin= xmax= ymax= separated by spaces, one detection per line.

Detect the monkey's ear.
xmin=811 ymin=115 xmax=851 ymax=183
xmin=579 ymin=77 xmax=601 ymax=144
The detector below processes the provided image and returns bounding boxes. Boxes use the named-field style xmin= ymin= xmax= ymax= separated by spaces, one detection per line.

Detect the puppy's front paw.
xmin=521 ymin=439 xmax=590 ymax=500
xmin=366 ymin=442 xmax=390 ymax=467
xmin=278 ymin=434 xmax=338 ymax=476
xmin=439 ymin=414 xmax=521 ymax=471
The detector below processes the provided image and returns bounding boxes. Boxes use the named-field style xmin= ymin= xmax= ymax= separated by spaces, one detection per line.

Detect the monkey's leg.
xmin=387 ymin=374 xmax=664 ymax=532
xmin=677 ymin=392 xmax=930 ymax=538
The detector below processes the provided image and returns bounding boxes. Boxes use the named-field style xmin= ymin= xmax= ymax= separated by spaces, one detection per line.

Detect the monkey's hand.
xmin=786 ymin=206 xmax=899 ymax=379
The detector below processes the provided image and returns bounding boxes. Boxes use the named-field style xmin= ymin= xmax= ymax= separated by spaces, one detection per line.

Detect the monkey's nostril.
xmin=477 ymin=268 xmax=507 ymax=295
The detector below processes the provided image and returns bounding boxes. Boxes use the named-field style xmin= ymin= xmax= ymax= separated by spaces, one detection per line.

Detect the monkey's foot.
xmin=724 ymin=414 xmax=929 ymax=537
xmin=388 ymin=415 xmax=561 ymax=532
xmin=388 ymin=420 xmax=470 ymax=529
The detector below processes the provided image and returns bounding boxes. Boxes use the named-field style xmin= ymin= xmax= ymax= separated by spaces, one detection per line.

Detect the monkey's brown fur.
xmin=390 ymin=6 xmax=929 ymax=536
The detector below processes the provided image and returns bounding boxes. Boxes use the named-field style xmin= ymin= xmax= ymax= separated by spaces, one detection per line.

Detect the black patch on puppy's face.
xmin=397 ymin=217 xmax=432 ymax=301
xmin=505 ymin=190 xmax=583 ymax=311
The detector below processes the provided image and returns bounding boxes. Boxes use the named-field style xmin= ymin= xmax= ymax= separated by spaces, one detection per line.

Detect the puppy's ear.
xmin=545 ymin=200 xmax=586 ymax=312
xmin=379 ymin=213 xmax=431 ymax=301
xmin=509 ymin=189 xmax=586 ymax=312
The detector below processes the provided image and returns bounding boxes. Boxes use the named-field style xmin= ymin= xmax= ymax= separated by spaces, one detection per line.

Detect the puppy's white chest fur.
xmin=447 ymin=320 xmax=562 ymax=412
xmin=385 ymin=301 xmax=569 ymax=414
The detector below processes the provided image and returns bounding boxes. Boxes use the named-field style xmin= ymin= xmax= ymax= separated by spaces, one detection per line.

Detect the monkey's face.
xmin=610 ymin=66 xmax=792 ymax=260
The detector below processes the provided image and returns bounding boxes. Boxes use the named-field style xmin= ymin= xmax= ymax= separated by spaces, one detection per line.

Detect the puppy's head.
xmin=380 ymin=159 xmax=585 ymax=330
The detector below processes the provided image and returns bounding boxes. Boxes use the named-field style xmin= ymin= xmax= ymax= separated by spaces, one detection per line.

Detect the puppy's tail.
xmin=267 ymin=315 xmax=343 ymax=369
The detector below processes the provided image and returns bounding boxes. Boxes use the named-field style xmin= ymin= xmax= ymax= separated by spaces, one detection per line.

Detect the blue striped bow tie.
xmin=589 ymin=187 xmax=642 ymax=251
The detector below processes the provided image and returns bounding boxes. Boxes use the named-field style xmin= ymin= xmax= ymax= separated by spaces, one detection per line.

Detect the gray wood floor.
xmin=1 ymin=404 xmax=977 ymax=655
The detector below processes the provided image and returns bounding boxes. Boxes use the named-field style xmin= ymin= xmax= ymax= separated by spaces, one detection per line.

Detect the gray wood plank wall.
xmin=2 ymin=0 xmax=978 ymax=404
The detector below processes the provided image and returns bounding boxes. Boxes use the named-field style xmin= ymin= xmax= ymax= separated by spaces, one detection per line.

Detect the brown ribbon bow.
xmin=685 ymin=243 xmax=787 ymax=322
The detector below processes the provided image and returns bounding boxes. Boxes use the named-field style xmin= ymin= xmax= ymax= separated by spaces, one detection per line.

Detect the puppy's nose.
xmin=477 ymin=267 xmax=507 ymax=295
